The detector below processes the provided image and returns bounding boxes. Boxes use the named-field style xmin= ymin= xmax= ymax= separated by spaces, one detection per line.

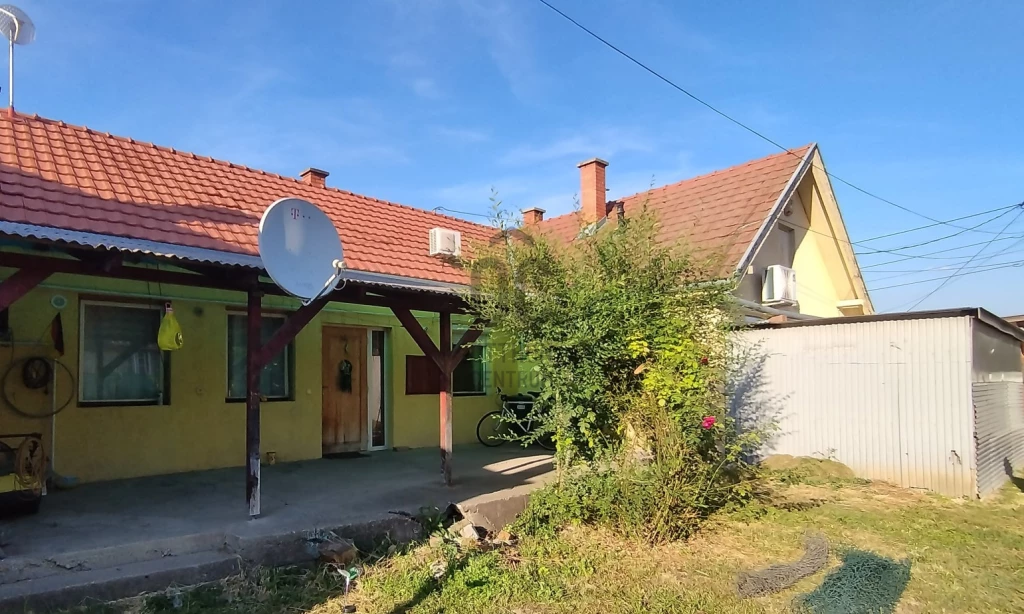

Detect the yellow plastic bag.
xmin=157 ymin=303 xmax=184 ymax=351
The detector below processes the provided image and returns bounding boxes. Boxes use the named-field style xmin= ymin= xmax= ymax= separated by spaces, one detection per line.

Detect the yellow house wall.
xmin=0 ymin=270 xmax=513 ymax=483
xmin=736 ymin=167 xmax=865 ymax=318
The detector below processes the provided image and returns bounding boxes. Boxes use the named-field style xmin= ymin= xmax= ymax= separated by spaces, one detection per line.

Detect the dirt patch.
xmin=761 ymin=454 xmax=856 ymax=480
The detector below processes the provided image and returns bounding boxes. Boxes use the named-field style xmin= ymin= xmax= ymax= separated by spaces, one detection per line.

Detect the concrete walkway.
xmin=0 ymin=445 xmax=554 ymax=610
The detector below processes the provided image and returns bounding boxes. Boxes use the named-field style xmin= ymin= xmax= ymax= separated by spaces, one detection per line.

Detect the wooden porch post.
xmin=245 ymin=288 xmax=262 ymax=518
xmin=439 ymin=312 xmax=453 ymax=486
xmin=390 ymin=307 xmax=484 ymax=486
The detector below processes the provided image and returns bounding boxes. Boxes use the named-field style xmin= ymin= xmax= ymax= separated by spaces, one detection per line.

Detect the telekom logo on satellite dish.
xmin=259 ymin=198 xmax=346 ymax=304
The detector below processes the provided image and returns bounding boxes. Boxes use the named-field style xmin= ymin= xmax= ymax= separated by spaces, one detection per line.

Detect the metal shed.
xmin=733 ymin=308 xmax=1024 ymax=497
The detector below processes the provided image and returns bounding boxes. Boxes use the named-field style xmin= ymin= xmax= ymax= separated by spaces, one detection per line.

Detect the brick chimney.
xmin=577 ymin=158 xmax=609 ymax=224
xmin=522 ymin=207 xmax=545 ymax=226
xmin=300 ymin=167 xmax=329 ymax=188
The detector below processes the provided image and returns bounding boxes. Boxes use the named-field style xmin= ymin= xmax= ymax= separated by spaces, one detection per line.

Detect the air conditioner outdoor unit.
xmin=429 ymin=228 xmax=462 ymax=258
xmin=762 ymin=264 xmax=797 ymax=305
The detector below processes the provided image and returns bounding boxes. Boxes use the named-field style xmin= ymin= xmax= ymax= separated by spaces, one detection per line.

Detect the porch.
xmin=0 ymin=445 xmax=554 ymax=607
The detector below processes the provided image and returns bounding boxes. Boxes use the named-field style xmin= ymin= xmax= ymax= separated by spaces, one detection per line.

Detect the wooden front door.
xmin=322 ymin=327 xmax=367 ymax=454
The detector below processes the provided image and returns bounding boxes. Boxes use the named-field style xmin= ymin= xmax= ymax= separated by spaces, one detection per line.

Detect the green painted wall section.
xmin=0 ymin=269 xmax=520 ymax=483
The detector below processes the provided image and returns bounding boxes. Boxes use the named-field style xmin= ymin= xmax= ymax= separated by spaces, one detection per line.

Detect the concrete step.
xmin=0 ymin=550 xmax=240 ymax=612
xmin=0 ymin=532 xmax=226 ymax=585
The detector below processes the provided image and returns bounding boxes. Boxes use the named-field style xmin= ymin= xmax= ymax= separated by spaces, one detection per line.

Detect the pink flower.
xmin=701 ymin=416 xmax=716 ymax=430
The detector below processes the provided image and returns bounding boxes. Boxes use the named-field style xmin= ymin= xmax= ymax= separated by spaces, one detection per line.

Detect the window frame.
xmin=78 ymin=299 xmax=169 ymax=407
xmin=452 ymin=330 xmax=488 ymax=397
xmin=225 ymin=311 xmax=295 ymax=402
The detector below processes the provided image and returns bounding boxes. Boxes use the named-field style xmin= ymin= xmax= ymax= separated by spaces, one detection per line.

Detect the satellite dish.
xmin=258 ymin=197 xmax=346 ymax=303
xmin=0 ymin=4 xmax=34 ymax=112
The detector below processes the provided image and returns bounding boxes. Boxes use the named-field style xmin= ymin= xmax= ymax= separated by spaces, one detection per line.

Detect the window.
xmin=453 ymin=343 xmax=487 ymax=395
xmin=226 ymin=314 xmax=293 ymax=401
xmin=780 ymin=224 xmax=796 ymax=266
xmin=79 ymin=302 xmax=167 ymax=405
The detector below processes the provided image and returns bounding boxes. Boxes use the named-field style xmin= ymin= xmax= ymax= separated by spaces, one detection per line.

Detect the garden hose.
xmin=1 ymin=356 xmax=75 ymax=419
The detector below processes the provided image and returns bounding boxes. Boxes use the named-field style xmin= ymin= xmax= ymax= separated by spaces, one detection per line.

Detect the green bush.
xmin=515 ymin=445 xmax=759 ymax=544
xmin=471 ymin=201 xmax=768 ymax=542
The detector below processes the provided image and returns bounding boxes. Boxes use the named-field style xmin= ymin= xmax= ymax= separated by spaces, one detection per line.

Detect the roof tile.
xmin=537 ymin=145 xmax=812 ymax=275
xmin=0 ymin=113 xmax=495 ymax=284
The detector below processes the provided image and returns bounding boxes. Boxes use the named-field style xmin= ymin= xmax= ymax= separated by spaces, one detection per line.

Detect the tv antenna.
xmin=0 ymin=4 xmax=34 ymax=114
xmin=258 ymin=197 xmax=347 ymax=305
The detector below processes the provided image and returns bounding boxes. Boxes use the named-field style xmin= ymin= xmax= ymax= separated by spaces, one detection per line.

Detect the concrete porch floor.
xmin=2 ymin=445 xmax=554 ymax=561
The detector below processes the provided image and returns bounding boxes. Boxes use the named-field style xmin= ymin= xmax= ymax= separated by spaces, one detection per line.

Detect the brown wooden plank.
xmin=254 ymin=295 xmax=329 ymax=370
xmin=0 ymin=267 xmax=53 ymax=311
xmin=391 ymin=306 xmax=444 ymax=370
xmin=245 ymin=289 xmax=262 ymax=518
xmin=450 ymin=323 xmax=485 ymax=369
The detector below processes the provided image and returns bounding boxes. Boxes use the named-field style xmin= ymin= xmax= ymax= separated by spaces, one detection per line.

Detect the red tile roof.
xmin=537 ymin=145 xmax=814 ymax=274
xmin=0 ymin=113 xmax=494 ymax=285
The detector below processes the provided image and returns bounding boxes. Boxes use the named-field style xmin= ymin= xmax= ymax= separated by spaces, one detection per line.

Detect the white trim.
xmin=736 ymin=145 xmax=817 ymax=275
xmin=78 ymin=300 xmax=167 ymax=405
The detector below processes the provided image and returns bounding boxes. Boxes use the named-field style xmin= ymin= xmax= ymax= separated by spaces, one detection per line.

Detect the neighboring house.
xmin=0 ymin=113 xmax=513 ymax=514
xmin=530 ymin=145 xmax=873 ymax=320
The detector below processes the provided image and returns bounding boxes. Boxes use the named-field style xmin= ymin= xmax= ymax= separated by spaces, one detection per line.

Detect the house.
xmin=529 ymin=145 xmax=873 ymax=320
xmin=0 ymin=113 xmax=519 ymax=516
xmin=0 ymin=112 xmax=871 ymax=516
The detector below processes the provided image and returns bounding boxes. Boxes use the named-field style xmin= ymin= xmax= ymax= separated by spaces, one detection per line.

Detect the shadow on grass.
xmin=1003 ymin=458 xmax=1024 ymax=493
xmin=795 ymin=549 xmax=910 ymax=614
xmin=386 ymin=548 xmax=474 ymax=614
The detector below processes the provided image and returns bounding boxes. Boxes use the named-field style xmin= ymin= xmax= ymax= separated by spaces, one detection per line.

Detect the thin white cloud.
xmin=500 ymin=128 xmax=657 ymax=166
xmin=430 ymin=125 xmax=490 ymax=144
xmin=410 ymin=77 xmax=443 ymax=100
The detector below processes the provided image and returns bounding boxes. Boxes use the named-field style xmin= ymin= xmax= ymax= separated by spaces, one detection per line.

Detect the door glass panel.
xmin=369 ymin=330 xmax=386 ymax=448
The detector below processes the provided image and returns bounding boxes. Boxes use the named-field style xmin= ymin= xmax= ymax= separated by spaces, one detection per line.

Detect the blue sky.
xmin=12 ymin=1 xmax=1024 ymax=314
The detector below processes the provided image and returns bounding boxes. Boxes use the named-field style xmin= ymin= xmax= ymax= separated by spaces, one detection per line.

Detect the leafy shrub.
xmin=471 ymin=202 xmax=769 ymax=542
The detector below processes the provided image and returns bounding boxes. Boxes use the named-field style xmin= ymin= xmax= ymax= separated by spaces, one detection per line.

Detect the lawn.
xmin=72 ymin=478 xmax=1024 ymax=614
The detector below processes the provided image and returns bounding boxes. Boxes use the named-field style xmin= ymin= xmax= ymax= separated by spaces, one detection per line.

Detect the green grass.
xmin=62 ymin=480 xmax=1024 ymax=614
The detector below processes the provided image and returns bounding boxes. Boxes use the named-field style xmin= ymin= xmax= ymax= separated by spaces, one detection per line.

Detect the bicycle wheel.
xmin=535 ymin=433 xmax=556 ymax=451
xmin=477 ymin=411 xmax=509 ymax=447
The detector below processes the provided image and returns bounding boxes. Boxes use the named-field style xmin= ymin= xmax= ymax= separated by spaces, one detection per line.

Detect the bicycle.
xmin=476 ymin=388 xmax=555 ymax=451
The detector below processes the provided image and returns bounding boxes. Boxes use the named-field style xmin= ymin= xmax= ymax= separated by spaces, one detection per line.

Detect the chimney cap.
xmin=300 ymin=167 xmax=329 ymax=180
xmin=522 ymin=206 xmax=546 ymax=214
xmin=577 ymin=157 xmax=608 ymax=169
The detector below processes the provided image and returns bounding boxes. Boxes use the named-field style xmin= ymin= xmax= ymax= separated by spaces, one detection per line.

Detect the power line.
xmin=532 ymin=0 xmax=1010 ymax=235
xmin=856 ymin=203 xmax=1021 ymax=244
xmin=902 ymin=208 xmax=1024 ymax=310
xmin=871 ymin=259 xmax=1024 ymax=292
xmin=860 ymin=234 xmax=1024 ymax=268
xmin=781 ymin=203 xmax=1023 ymax=259
xmin=854 ymin=206 xmax=1021 ymax=256
xmin=865 ymin=256 xmax=1024 ymax=282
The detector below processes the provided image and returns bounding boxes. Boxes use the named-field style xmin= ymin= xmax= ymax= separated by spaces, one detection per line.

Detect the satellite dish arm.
xmin=300 ymin=258 xmax=347 ymax=307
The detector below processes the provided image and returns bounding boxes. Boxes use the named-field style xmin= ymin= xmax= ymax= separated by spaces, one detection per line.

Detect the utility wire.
xmin=872 ymin=259 xmax=1024 ymax=292
xmin=866 ymin=256 xmax=1024 ymax=282
xmin=855 ymin=203 xmax=1020 ymax=244
xmin=533 ymin=0 xmax=1011 ymax=235
xmin=854 ymin=206 xmax=1020 ymax=256
xmin=781 ymin=204 xmax=1022 ymax=258
xmin=860 ymin=234 xmax=1024 ymax=268
xmin=902 ymin=208 xmax=1024 ymax=310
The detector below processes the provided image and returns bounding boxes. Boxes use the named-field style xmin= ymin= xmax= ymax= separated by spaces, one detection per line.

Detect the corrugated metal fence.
xmin=973 ymin=381 xmax=1024 ymax=497
xmin=733 ymin=316 xmax=977 ymax=497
